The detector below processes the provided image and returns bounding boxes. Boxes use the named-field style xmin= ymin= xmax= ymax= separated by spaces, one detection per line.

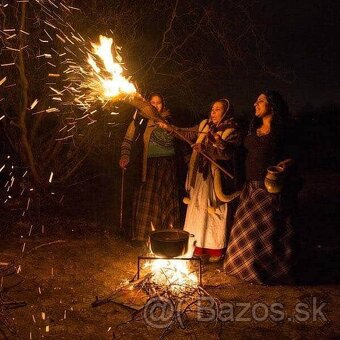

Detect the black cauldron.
xmin=149 ymin=229 xmax=190 ymax=258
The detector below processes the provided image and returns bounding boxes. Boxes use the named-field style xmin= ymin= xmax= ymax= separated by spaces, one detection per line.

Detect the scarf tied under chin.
xmin=198 ymin=117 xmax=236 ymax=180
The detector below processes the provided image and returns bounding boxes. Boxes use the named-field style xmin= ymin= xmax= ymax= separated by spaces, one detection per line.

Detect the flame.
xmin=87 ymin=35 xmax=136 ymax=99
xmin=144 ymin=259 xmax=198 ymax=293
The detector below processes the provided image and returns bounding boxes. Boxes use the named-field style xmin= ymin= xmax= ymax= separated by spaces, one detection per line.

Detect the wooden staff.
xmin=125 ymin=94 xmax=234 ymax=180
xmin=119 ymin=168 xmax=125 ymax=231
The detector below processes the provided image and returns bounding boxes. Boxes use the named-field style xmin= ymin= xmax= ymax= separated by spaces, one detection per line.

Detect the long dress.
xmin=133 ymin=156 xmax=180 ymax=240
xmin=179 ymin=118 xmax=240 ymax=257
xmin=224 ymin=132 xmax=298 ymax=284
xmin=121 ymin=112 xmax=180 ymax=241
xmin=184 ymin=171 xmax=229 ymax=257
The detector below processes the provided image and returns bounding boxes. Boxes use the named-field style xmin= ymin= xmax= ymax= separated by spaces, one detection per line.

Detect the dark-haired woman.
xmin=162 ymin=99 xmax=241 ymax=262
xmin=119 ymin=93 xmax=180 ymax=242
xmin=224 ymin=90 xmax=300 ymax=284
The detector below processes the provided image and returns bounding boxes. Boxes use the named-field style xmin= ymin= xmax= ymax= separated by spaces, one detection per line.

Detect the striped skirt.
xmin=133 ymin=157 xmax=180 ymax=241
xmin=224 ymin=181 xmax=296 ymax=285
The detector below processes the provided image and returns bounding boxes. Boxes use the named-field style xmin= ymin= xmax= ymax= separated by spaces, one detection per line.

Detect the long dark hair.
xmin=249 ymin=90 xmax=289 ymax=139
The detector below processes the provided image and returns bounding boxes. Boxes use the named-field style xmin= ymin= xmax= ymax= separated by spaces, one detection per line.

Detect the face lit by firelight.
xmin=150 ymin=95 xmax=164 ymax=113
xmin=210 ymin=101 xmax=225 ymax=125
xmin=254 ymin=94 xmax=272 ymax=118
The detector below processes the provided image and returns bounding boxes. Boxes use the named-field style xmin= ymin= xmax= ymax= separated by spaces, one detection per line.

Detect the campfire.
xmin=101 ymin=229 xmax=202 ymax=306
xmin=135 ymin=228 xmax=200 ymax=298
xmin=137 ymin=256 xmax=201 ymax=301
xmin=92 ymin=228 xmax=220 ymax=337
xmin=143 ymin=258 xmax=198 ymax=289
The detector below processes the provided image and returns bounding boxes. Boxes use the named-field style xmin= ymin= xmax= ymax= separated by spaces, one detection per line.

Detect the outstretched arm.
xmin=157 ymin=121 xmax=199 ymax=143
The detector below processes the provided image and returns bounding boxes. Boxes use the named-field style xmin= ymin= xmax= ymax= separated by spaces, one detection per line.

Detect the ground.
xmin=0 ymin=170 xmax=339 ymax=339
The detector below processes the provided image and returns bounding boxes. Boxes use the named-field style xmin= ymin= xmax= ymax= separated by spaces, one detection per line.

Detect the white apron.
xmin=184 ymin=171 xmax=228 ymax=250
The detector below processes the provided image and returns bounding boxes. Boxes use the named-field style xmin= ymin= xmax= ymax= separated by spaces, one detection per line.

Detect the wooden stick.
xmin=126 ymin=95 xmax=234 ymax=179
xmin=26 ymin=240 xmax=66 ymax=254
xmin=119 ymin=168 xmax=125 ymax=230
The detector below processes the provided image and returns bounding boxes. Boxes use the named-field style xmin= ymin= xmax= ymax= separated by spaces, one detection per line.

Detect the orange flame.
xmin=144 ymin=259 xmax=198 ymax=293
xmin=87 ymin=35 xmax=136 ymax=100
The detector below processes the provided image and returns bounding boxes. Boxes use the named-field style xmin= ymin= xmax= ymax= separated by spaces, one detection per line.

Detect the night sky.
xmin=244 ymin=0 xmax=340 ymax=112
xmin=76 ymin=0 xmax=339 ymax=115
xmin=2 ymin=0 xmax=338 ymax=115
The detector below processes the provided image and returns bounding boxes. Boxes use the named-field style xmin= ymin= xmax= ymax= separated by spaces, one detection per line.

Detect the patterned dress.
xmin=224 ymin=133 xmax=297 ymax=284
xmin=121 ymin=112 xmax=180 ymax=241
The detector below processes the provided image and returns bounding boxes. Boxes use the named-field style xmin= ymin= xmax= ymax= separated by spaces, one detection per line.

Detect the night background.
xmin=0 ymin=0 xmax=339 ymax=338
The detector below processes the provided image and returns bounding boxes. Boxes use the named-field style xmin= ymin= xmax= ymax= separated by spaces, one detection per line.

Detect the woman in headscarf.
xmin=119 ymin=92 xmax=180 ymax=243
xmin=161 ymin=98 xmax=241 ymax=262
xmin=224 ymin=90 xmax=301 ymax=284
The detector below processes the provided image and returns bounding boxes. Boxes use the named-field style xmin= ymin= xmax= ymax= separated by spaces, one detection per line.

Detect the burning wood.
xmin=86 ymin=35 xmax=136 ymax=101
xmin=81 ymin=36 xmax=236 ymax=180
xmin=91 ymin=253 xmax=221 ymax=337
xmin=139 ymin=257 xmax=200 ymax=299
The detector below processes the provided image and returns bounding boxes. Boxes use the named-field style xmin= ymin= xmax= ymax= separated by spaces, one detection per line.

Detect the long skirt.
xmin=133 ymin=157 xmax=180 ymax=241
xmin=224 ymin=181 xmax=296 ymax=284
xmin=184 ymin=171 xmax=229 ymax=257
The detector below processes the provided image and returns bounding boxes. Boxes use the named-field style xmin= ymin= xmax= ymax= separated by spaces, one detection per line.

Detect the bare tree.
xmin=72 ymin=0 xmax=290 ymax=112
xmin=0 ymin=0 xmax=287 ymax=197
xmin=0 ymin=1 xmax=112 ymax=192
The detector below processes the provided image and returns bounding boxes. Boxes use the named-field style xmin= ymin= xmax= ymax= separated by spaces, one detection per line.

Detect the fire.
xmin=144 ymin=259 xmax=198 ymax=293
xmin=87 ymin=35 xmax=136 ymax=100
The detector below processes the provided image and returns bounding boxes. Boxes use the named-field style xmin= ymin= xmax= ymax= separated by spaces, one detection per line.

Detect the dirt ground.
xmin=0 ymin=170 xmax=339 ymax=339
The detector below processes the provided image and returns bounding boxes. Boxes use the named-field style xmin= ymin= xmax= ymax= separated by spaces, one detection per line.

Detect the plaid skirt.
xmin=224 ymin=181 xmax=296 ymax=285
xmin=133 ymin=157 xmax=180 ymax=241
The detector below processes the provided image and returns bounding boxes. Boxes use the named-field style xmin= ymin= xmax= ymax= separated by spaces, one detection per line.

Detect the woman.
xmin=224 ymin=90 xmax=299 ymax=284
xmin=164 ymin=99 xmax=240 ymax=262
xmin=119 ymin=93 xmax=180 ymax=242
